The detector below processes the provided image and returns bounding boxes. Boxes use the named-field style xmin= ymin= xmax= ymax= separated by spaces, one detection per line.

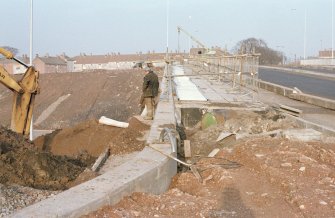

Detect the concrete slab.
xmin=282 ymin=129 xmax=322 ymax=141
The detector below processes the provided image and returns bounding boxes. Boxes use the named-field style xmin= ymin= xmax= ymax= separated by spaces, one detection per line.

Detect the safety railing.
xmin=187 ymin=53 xmax=260 ymax=102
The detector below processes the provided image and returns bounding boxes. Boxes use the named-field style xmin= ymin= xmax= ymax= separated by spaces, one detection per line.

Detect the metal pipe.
xmin=159 ymin=127 xmax=178 ymax=153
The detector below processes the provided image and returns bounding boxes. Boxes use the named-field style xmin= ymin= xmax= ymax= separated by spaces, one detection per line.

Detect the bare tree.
xmin=233 ymin=38 xmax=283 ymax=65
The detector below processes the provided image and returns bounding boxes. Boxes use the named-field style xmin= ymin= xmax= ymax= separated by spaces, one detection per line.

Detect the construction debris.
xmin=216 ymin=132 xmax=236 ymax=142
xmin=91 ymin=148 xmax=110 ymax=172
xmin=183 ymin=140 xmax=192 ymax=158
xmin=279 ymin=104 xmax=302 ymax=116
xmin=99 ymin=116 xmax=129 ymax=128
xmin=207 ymin=148 xmax=220 ymax=157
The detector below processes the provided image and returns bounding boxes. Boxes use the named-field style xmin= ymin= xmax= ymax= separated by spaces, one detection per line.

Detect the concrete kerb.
xmin=12 ymin=65 xmax=177 ymax=218
xmin=244 ymin=77 xmax=335 ymax=110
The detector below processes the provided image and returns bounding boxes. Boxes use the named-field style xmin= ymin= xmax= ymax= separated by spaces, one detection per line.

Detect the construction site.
xmin=0 ymin=40 xmax=335 ymax=218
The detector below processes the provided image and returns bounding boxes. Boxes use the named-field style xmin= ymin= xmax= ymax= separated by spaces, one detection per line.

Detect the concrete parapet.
xmin=256 ymin=80 xmax=294 ymax=97
xmin=245 ymin=77 xmax=335 ymax=111
xmin=289 ymin=93 xmax=335 ymax=110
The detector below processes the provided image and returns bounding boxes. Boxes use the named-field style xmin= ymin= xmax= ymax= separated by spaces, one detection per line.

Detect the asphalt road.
xmin=287 ymin=66 xmax=335 ymax=75
xmin=258 ymin=68 xmax=335 ymax=100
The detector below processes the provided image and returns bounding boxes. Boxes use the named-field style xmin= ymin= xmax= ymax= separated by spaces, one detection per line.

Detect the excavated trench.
xmin=0 ymin=69 xmax=156 ymax=216
xmin=0 ymin=117 xmax=150 ymax=191
xmin=0 ymin=117 xmax=150 ymax=217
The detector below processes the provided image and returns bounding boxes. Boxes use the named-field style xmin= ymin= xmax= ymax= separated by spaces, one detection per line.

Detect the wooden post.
xmin=184 ymin=140 xmax=192 ymax=158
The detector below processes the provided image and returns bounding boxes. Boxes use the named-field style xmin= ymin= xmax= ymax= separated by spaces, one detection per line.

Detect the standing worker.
xmin=141 ymin=63 xmax=159 ymax=120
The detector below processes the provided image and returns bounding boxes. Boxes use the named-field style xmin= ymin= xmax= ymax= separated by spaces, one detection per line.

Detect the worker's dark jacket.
xmin=142 ymin=71 xmax=159 ymax=97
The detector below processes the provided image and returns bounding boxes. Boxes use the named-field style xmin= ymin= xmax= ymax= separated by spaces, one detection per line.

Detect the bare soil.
xmin=1 ymin=69 xmax=334 ymax=217
xmin=34 ymin=117 xmax=149 ymax=158
xmin=0 ymin=116 xmax=149 ymax=191
xmin=85 ymin=110 xmax=335 ymax=218
xmin=0 ymin=69 xmax=151 ymax=129
xmin=0 ymin=69 xmax=153 ymax=191
xmin=0 ymin=126 xmax=87 ymax=190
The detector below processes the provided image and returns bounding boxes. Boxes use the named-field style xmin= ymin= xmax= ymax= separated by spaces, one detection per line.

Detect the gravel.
xmin=0 ymin=184 xmax=60 ymax=217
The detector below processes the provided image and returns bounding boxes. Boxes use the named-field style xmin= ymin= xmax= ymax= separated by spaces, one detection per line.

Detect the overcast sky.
xmin=1 ymin=0 xmax=332 ymax=59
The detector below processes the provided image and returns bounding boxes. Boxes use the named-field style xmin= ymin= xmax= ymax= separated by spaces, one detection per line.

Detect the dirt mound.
xmin=110 ymin=117 xmax=150 ymax=155
xmin=34 ymin=116 xmax=150 ymax=158
xmin=0 ymin=126 xmax=88 ymax=190
xmin=86 ymin=138 xmax=335 ymax=218
xmin=0 ymin=69 xmax=164 ymax=130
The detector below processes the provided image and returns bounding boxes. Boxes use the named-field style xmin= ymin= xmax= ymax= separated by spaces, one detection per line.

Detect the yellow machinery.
xmin=0 ymin=47 xmax=39 ymax=135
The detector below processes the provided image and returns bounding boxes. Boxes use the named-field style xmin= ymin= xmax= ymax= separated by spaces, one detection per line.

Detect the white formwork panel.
xmin=172 ymin=66 xmax=207 ymax=101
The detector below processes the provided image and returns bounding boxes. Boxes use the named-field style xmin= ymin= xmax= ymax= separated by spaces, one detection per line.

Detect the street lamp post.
xmin=332 ymin=0 xmax=334 ymax=59
xmin=166 ymin=0 xmax=169 ymax=58
xmin=277 ymin=46 xmax=285 ymax=65
xmin=29 ymin=0 xmax=34 ymax=141
xmin=304 ymin=8 xmax=307 ymax=60
xmin=291 ymin=8 xmax=307 ymax=60
xmin=188 ymin=15 xmax=191 ymax=53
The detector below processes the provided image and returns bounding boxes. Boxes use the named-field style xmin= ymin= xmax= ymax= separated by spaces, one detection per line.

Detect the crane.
xmin=177 ymin=26 xmax=208 ymax=53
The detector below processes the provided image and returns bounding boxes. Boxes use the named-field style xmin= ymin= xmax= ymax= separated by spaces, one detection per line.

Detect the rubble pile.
xmin=86 ymin=110 xmax=335 ymax=217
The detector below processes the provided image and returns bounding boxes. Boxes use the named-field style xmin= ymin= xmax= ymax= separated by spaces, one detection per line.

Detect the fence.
xmin=186 ymin=53 xmax=260 ymax=102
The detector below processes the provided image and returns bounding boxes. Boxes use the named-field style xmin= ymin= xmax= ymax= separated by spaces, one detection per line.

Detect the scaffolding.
xmin=187 ymin=52 xmax=260 ymax=102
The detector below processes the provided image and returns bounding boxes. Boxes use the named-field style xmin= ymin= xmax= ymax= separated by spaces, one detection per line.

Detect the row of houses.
xmin=300 ymin=49 xmax=335 ymax=66
xmin=0 ymin=53 xmax=183 ymax=74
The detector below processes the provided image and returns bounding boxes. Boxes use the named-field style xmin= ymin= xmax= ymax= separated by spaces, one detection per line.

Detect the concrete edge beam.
xmin=289 ymin=93 xmax=335 ymax=110
xmin=245 ymin=77 xmax=335 ymax=111
xmin=286 ymin=114 xmax=335 ymax=136
xmin=12 ymin=144 xmax=177 ymax=218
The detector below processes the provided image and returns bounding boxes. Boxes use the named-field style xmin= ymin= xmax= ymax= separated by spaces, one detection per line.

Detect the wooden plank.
xmin=184 ymin=140 xmax=192 ymax=158
xmin=208 ymin=148 xmax=220 ymax=157
xmin=91 ymin=148 xmax=110 ymax=172
xmin=279 ymin=104 xmax=302 ymax=114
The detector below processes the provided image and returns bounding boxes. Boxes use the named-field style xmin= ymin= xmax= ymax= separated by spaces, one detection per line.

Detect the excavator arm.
xmin=0 ymin=65 xmax=23 ymax=93
xmin=0 ymin=47 xmax=39 ymax=136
